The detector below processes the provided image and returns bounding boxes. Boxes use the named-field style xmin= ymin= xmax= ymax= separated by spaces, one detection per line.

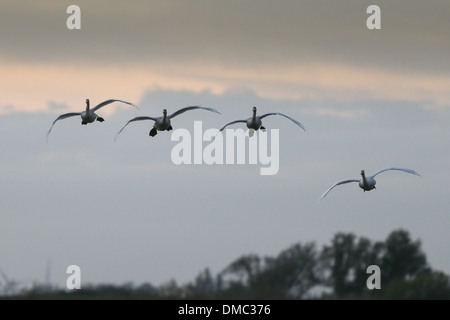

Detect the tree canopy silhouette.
xmin=3 ymin=229 xmax=449 ymax=300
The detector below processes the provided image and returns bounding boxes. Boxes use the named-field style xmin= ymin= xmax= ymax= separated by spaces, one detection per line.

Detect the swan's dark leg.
xmin=149 ymin=128 xmax=158 ymax=137
xmin=81 ymin=121 xmax=87 ymax=125
xmin=97 ymin=117 xmax=105 ymax=122
xmin=260 ymin=126 xmax=266 ymax=132
xmin=168 ymin=125 xmax=173 ymax=131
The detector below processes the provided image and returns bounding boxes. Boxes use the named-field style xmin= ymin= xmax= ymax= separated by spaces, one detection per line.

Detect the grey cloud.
xmin=1 ymin=104 xmax=15 ymax=111
xmin=0 ymin=0 xmax=448 ymax=75
xmin=47 ymin=100 xmax=69 ymax=111
xmin=1 ymin=88 xmax=449 ymax=286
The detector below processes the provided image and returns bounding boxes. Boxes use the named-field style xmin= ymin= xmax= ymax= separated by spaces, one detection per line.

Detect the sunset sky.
xmin=0 ymin=1 xmax=449 ymax=289
xmin=1 ymin=0 xmax=449 ymax=111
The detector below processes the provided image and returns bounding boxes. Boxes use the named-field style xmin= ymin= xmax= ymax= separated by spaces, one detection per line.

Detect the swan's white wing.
xmin=369 ymin=167 xmax=421 ymax=179
xmin=320 ymin=179 xmax=360 ymax=200
xmin=169 ymin=106 xmax=221 ymax=119
xmin=92 ymin=99 xmax=138 ymax=112
xmin=46 ymin=112 xmax=82 ymax=141
xmin=218 ymin=119 xmax=247 ymax=132
xmin=115 ymin=116 xmax=157 ymax=140
xmin=259 ymin=112 xmax=306 ymax=131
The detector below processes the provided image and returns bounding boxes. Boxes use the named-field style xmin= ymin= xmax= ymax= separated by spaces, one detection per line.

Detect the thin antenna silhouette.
xmin=44 ymin=258 xmax=53 ymax=290
xmin=0 ymin=267 xmax=22 ymax=296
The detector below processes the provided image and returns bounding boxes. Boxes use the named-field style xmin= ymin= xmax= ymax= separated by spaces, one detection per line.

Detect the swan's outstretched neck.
xmin=85 ymin=99 xmax=90 ymax=113
xmin=252 ymin=106 xmax=257 ymax=119
xmin=361 ymin=170 xmax=367 ymax=187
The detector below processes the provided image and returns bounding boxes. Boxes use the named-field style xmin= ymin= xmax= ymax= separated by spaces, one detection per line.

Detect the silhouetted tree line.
xmin=3 ymin=229 xmax=450 ymax=299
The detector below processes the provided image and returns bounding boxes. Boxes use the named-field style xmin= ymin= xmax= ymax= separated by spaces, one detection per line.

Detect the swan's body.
xmin=320 ymin=167 xmax=421 ymax=200
xmin=218 ymin=106 xmax=305 ymax=137
xmin=46 ymin=99 xmax=137 ymax=141
xmin=115 ymin=106 xmax=221 ymax=139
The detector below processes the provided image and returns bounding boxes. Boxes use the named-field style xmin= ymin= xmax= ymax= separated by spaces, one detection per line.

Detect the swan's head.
xmin=86 ymin=99 xmax=90 ymax=105
xmin=163 ymin=109 xmax=167 ymax=115
xmin=252 ymin=106 xmax=257 ymax=113
xmin=361 ymin=170 xmax=365 ymax=176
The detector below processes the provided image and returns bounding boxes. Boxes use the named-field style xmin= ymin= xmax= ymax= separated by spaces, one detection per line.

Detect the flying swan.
xmin=115 ymin=106 xmax=221 ymax=139
xmin=46 ymin=99 xmax=138 ymax=141
xmin=319 ymin=167 xmax=421 ymax=200
xmin=218 ymin=106 xmax=305 ymax=137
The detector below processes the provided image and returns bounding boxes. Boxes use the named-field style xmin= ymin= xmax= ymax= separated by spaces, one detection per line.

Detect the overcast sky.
xmin=0 ymin=1 xmax=449 ymax=289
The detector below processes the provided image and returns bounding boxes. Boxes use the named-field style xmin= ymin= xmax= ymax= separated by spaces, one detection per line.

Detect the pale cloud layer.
xmin=1 ymin=88 xmax=450 ymax=287
xmin=1 ymin=61 xmax=449 ymax=113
